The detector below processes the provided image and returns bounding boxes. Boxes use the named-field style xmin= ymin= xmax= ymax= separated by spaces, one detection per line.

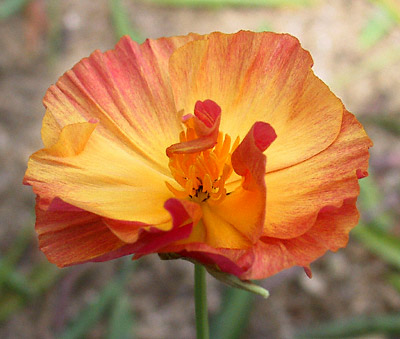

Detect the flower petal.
xmin=158 ymin=243 xmax=246 ymax=277
xmin=205 ymin=122 xmax=276 ymax=245
xmin=42 ymin=34 xmax=201 ymax=174
xmin=25 ymin=123 xmax=175 ymax=223
xmin=166 ymin=99 xmax=221 ymax=156
xmin=263 ymin=110 xmax=372 ymax=239
xmin=35 ymin=198 xmax=130 ymax=267
xmin=131 ymin=198 xmax=202 ymax=256
xmin=169 ymin=31 xmax=344 ymax=172
xmin=236 ymin=198 xmax=359 ymax=280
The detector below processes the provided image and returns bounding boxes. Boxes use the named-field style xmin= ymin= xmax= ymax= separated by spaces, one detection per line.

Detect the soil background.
xmin=1 ymin=0 xmax=400 ymax=338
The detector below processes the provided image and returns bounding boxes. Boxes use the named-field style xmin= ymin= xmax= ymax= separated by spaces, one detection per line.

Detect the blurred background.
xmin=1 ymin=0 xmax=400 ymax=338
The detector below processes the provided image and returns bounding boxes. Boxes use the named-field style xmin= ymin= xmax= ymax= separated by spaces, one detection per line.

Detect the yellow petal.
xmin=202 ymin=204 xmax=251 ymax=249
xmin=42 ymin=34 xmax=202 ymax=175
xmin=169 ymin=31 xmax=343 ymax=172
xmin=25 ymin=124 xmax=176 ymax=224
xmin=263 ymin=110 xmax=372 ymax=238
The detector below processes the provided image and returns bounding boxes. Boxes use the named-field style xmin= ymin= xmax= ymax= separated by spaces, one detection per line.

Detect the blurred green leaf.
xmin=295 ymin=313 xmax=400 ymax=338
xmin=2 ymin=270 xmax=33 ymax=297
xmin=110 ymin=0 xmax=143 ymax=42
xmin=0 ymin=227 xmax=33 ymax=293
xmin=388 ymin=273 xmax=400 ymax=294
xmin=210 ymin=287 xmax=255 ymax=339
xmin=0 ymin=227 xmax=32 ymax=267
xmin=358 ymin=174 xmax=393 ymax=231
xmin=257 ymin=23 xmax=274 ymax=32
xmin=107 ymin=296 xmax=135 ymax=339
xmin=369 ymin=0 xmax=400 ymax=23
xmin=366 ymin=114 xmax=400 ymax=136
xmin=352 ymin=225 xmax=400 ymax=270
xmin=353 ymin=173 xmax=399 ymax=268
xmin=29 ymin=261 xmax=61 ymax=295
xmin=142 ymin=0 xmax=316 ymax=8
xmin=0 ymin=0 xmax=29 ymax=20
xmin=0 ymin=262 xmax=61 ymax=322
xmin=207 ymin=267 xmax=269 ymax=298
xmin=360 ymin=7 xmax=395 ymax=49
xmin=0 ymin=293 xmax=25 ymax=322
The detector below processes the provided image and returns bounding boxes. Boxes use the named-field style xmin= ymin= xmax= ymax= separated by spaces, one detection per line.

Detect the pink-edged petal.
xmin=42 ymin=34 xmax=202 ymax=174
xmin=231 ymin=122 xmax=276 ymax=190
xmin=235 ymin=198 xmax=359 ymax=280
xmin=24 ymin=123 xmax=175 ymax=223
xmin=166 ymin=99 xmax=221 ymax=156
xmin=263 ymin=110 xmax=372 ymax=238
xmin=203 ymin=122 xmax=276 ymax=246
xmin=169 ymin=31 xmax=344 ymax=172
xmin=158 ymin=243 xmax=245 ymax=277
xmin=35 ymin=198 xmax=129 ymax=267
xmin=102 ymin=219 xmax=147 ymax=243
xmin=131 ymin=198 xmax=202 ymax=256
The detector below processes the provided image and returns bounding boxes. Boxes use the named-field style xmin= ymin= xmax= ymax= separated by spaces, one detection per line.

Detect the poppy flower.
xmin=24 ymin=31 xmax=372 ymax=280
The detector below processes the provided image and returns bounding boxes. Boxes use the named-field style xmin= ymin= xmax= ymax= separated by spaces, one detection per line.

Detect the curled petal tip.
xmin=194 ymin=99 xmax=221 ymax=129
xmin=356 ymin=169 xmax=368 ymax=179
xmin=253 ymin=122 xmax=277 ymax=152
xmin=303 ymin=266 xmax=313 ymax=279
xmin=166 ymin=100 xmax=221 ymax=156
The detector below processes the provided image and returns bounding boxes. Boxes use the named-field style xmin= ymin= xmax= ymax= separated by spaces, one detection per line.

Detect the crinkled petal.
xmin=158 ymin=243 xmax=246 ymax=277
xmin=131 ymin=198 xmax=202 ymax=256
xmin=263 ymin=110 xmax=372 ymax=238
xmin=24 ymin=123 xmax=175 ymax=223
xmin=35 ymin=198 xmax=131 ymax=267
xmin=42 ymin=34 xmax=201 ymax=174
xmin=236 ymin=198 xmax=359 ymax=280
xmin=166 ymin=99 xmax=221 ymax=156
xmin=169 ymin=31 xmax=343 ymax=172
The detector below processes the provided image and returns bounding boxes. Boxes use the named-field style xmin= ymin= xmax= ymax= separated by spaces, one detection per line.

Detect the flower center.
xmin=166 ymin=127 xmax=240 ymax=204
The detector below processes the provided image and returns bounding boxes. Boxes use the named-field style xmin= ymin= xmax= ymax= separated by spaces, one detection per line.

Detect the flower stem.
xmin=194 ymin=264 xmax=209 ymax=339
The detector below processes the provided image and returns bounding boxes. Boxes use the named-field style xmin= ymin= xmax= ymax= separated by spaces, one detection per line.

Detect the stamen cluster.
xmin=166 ymin=127 xmax=239 ymax=204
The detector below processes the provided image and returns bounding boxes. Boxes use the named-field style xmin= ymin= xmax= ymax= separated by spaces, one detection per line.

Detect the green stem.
xmin=194 ymin=264 xmax=209 ymax=339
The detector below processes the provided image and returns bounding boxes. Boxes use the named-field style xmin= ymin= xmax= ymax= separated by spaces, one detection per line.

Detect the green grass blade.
xmin=0 ymin=262 xmax=61 ymax=322
xmin=60 ymin=278 xmax=123 ymax=339
xmin=29 ymin=261 xmax=62 ymax=295
xmin=0 ymin=228 xmax=34 ymax=292
xmin=2 ymin=270 xmax=33 ymax=297
xmin=353 ymin=173 xmax=399 ymax=268
xmin=61 ymin=260 xmax=135 ymax=339
xmin=352 ymin=226 xmax=400 ymax=270
xmin=142 ymin=0 xmax=316 ymax=8
xmin=109 ymin=0 xmax=143 ymax=42
xmin=0 ymin=293 xmax=25 ymax=322
xmin=358 ymin=174 xmax=393 ymax=231
xmin=107 ymin=296 xmax=135 ymax=339
xmin=295 ymin=313 xmax=400 ymax=338
xmin=0 ymin=227 xmax=33 ymax=266
xmin=210 ymin=287 xmax=255 ymax=339
xmin=367 ymin=114 xmax=400 ymax=136
xmin=388 ymin=273 xmax=400 ymax=294
xmin=0 ymin=0 xmax=29 ymax=20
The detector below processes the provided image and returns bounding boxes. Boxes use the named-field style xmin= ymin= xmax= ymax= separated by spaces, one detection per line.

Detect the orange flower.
xmin=24 ymin=31 xmax=372 ymax=280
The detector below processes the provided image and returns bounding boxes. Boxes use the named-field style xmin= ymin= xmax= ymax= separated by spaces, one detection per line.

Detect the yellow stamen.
xmin=166 ymin=127 xmax=238 ymax=204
